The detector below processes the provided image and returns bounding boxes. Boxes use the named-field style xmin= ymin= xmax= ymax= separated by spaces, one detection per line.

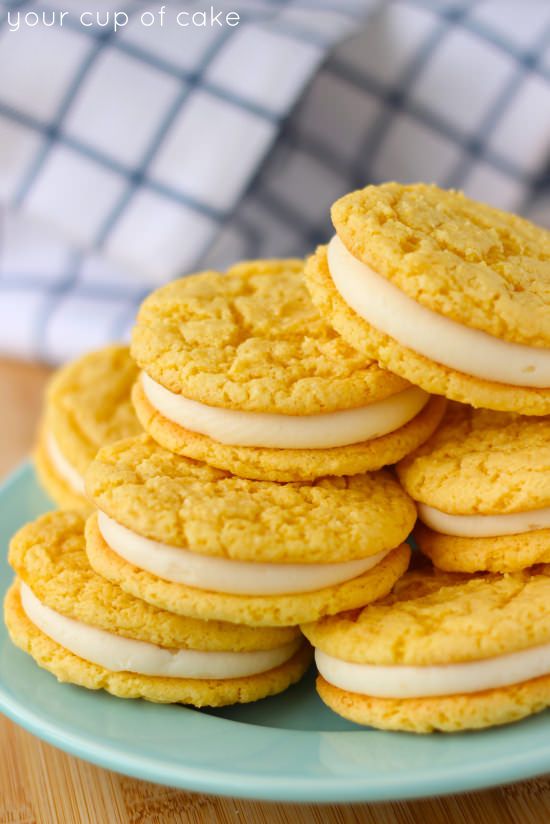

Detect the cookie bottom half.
xmin=85 ymin=514 xmax=411 ymax=627
xmin=132 ymin=380 xmax=446 ymax=482
xmin=317 ymin=674 xmax=550 ymax=733
xmin=415 ymin=523 xmax=550 ymax=573
xmin=305 ymin=247 xmax=550 ymax=416
xmin=4 ymin=583 xmax=312 ymax=707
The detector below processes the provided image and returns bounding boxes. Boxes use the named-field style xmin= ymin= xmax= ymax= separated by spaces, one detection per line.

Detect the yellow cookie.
xmin=6 ymin=512 xmax=309 ymax=707
xmin=35 ymin=345 xmax=141 ymax=511
xmin=86 ymin=515 xmax=410 ymax=628
xmin=302 ymin=565 xmax=550 ymax=732
xmin=415 ymin=522 xmax=550 ymax=573
xmin=304 ymin=183 xmax=550 ymax=415
xmin=131 ymin=258 xmax=444 ymax=481
xmin=397 ymin=402 xmax=550 ymax=572
xmin=9 ymin=511 xmax=298 ymax=650
xmin=84 ymin=434 xmax=413 ymax=626
xmin=132 ymin=379 xmax=446 ymax=482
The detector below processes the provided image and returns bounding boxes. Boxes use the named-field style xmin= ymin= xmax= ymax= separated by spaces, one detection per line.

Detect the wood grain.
xmin=1 ymin=355 xmax=549 ymax=824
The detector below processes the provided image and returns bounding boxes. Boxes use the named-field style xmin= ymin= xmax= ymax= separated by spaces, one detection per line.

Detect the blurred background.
xmin=0 ymin=0 xmax=549 ymax=368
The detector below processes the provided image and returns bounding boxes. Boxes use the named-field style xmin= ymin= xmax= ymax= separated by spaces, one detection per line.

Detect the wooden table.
xmin=1 ymin=355 xmax=549 ymax=824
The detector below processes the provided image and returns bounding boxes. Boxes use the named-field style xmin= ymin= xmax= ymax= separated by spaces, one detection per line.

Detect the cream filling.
xmin=45 ymin=431 xmax=86 ymax=495
xmin=327 ymin=234 xmax=550 ymax=388
xmin=418 ymin=502 xmax=550 ymax=538
xmin=20 ymin=583 xmax=301 ymax=679
xmin=97 ymin=511 xmax=389 ymax=596
xmin=140 ymin=372 xmax=429 ymax=449
xmin=315 ymin=642 xmax=550 ymax=698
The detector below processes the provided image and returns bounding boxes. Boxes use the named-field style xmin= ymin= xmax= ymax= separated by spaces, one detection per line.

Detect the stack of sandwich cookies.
xmin=6 ymin=511 xmax=310 ymax=706
xmin=302 ymin=564 xmax=550 ymax=733
xmin=35 ymin=345 xmax=141 ymax=511
xmin=131 ymin=259 xmax=445 ymax=482
xmin=305 ymin=183 xmax=550 ymax=415
xmin=84 ymin=434 xmax=414 ymax=626
xmin=398 ymin=403 xmax=550 ymax=572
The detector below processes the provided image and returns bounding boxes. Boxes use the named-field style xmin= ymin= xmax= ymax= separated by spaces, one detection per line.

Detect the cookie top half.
xmin=397 ymin=402 xmax=550 ymax=514
xmin=332 ymin=182 xmax=550 ymax=347
xmin=9 ymin=510 xmax=297 ymax=651
xmin=302 ymin=565 xmax=550 ymax=665
xmin=131 ymin=258 xmax=409 ymax=415
xmin=85 ymin=434 xmax=416 ymax=563
xmin=45 ymin=344 xmax=141 ymax=474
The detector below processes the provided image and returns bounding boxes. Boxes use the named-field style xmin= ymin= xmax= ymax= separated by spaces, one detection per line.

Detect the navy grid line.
xmin=254 ymin=188 xmax=329 ymax=250
xmin=93 ymin=24 xmax=239 ymax=249
xmin=465 ymin=8 xmax=550 ymax=82
xmin=208 ymin=212 xmax=265 ymax=264
xmin=241 ymin=1 xmax=489 ymax=250
xmin=443 ymin=20 xmax=550 ymax=191
xmin=347 ymin=1 xmax=475 ymax=191
xmin=260 ymin=2 xmax=459 ymax=227
xmin=0 ymin=3 xmax=335 ymax=267
xmin=249 ymin=153 xmax=330 ymax=249
xmin=0 ymin=0 xmax=32 ymax=23
xmin=274 ymin=120 xmax=359 ymax=182
xmin=0 ymin=100 xmax=226 ymax=221
xmin=0 ymin=205 xmax=7 ymax=283
xmin=518 ymin=145 xmax=550 ymax=218
xmin=59 ymin=15 xmax=286 ymax=122
xmin=106 ymin=291 xmax=149 ymax=343
xmin=412 ymin=0 xmax=550 ymax=83
xmin=107 ymin=300 xmax=139 ymax=344
xmin=255 ymin=16 xmax=349 ymax=50
xmin=107 ymin=207 xmax=266 ymax=341
xmin=13 ymin=24 xmax=120 ymax=207
xmin=83 ymin=4 xmax=358 ymax=271
xmin=0 ymin=0 xmax=365 ymax=280
xmin=102 ymin=37 xmax=283 ymax=120
xmin=252 ymin=0 xmax=368 ymax=21
xmin=30 ymin=249 xmax=86 ymax=358
xmin=0 ymin=273 xmax=151 ymax=302
xmin=326 ymin=47 xmax=532 ymax=185
xmin=57 ymin=5 xmax=341 ymax=118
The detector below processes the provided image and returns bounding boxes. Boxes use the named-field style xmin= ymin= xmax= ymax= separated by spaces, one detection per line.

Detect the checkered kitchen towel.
xmin=1 ymin=0 xmax=550 ymax=363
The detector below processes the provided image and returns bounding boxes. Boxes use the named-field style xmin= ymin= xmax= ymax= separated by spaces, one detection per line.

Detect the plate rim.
xmin=1 ymin=462 xmax=550 ymax=802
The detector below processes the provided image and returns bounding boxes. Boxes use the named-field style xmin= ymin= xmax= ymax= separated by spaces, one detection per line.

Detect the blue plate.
xmin=1 ymin=463 xmax=550 ymax=801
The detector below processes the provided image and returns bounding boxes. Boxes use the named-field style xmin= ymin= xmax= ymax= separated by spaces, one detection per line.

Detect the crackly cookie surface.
xmin=301 ymin=565 xmax=550 ymax=665
xmin=316 ymin=673 xmax=550 ymax=733
xmin=85 ymin=434 xmax=417 ymax=563
xmin=131 ymin=258 xmax=411 ymax=415
xmin=44 ymin=344 xmax=141 ymax=476
xmin=132 ymin=380 xmax=446 ymax=483
xmin=332 ymin=182 xmax=550 ymax=347
xmin=304 ymin=245 xmax=550 ymax=415
xmin=397 ymin=403 xmax=550 ymax=514
xmin=414 ymin=522 xmax=550 ymax=574
xmin=85 ymin=514 xmax=411 ymax=627
xmin=5 ymin=584 xmax=311 ymax=707
xmin=9 ymin=511 xmax=299 ymax=651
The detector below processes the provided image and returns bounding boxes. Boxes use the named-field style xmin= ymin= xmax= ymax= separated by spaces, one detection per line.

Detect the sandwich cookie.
xmin=305 ymin=183 xmax=550 ymax=415
xmin=302 ymin=564 xmax=550 ymax=733
xmin=397 ymin=403 xmax=550 ymax=572
xmin=84 ymin=435 xmax=413 ymax=627
xmin=35 ymin=345 xmax=141 ymax=511
xmin=6 ymin=511 xmax=310 ymax=706
xmin=131 ymin=258 xmax=445 ymax=482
